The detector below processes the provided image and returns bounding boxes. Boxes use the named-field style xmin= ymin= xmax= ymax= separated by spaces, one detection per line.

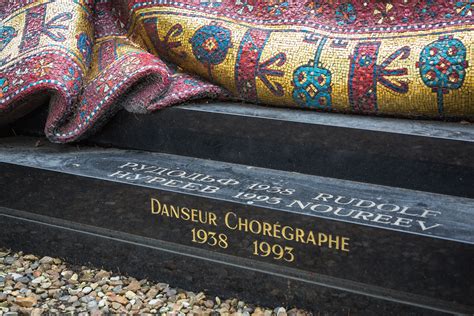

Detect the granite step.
xmin=10 ymin=103 xmax=474 ymax=198
xmin=0 ymin=137 xmax=472 ymax=314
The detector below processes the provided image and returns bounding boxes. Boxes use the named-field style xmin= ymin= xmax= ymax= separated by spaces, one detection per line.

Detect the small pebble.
xmin=148 ymin=299 xmax=160 ymax=305
xmin=82 ymin=287 xmax=92 ymax=294
xmin=4 ymin=257 xmax=15 ymax=265
xmin=39 ymin=257 xmax=54 ymax=264
xmin=31 ymin=277 xmax=44 ymax=284
xmin=10 ymin=273 xmax=23 ymax=281
xmin=87 ymin=300 xmax=97 ymax=309
xmin=0 ymin=249 xmax=311 ymax=314
xmin=125 ymin=291 xmax=136 ymax=300
xmin=16 ymin=277 xmax=29 ymax=284
xmin=68 ymin=296 xmax=78 ymax=303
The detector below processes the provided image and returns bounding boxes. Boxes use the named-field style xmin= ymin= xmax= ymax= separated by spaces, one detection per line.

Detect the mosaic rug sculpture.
xmin=0 ymin=0 xmax=473 ymax=142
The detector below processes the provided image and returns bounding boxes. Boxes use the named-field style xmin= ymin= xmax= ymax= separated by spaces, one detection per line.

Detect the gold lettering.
xmin=151 ymin=198 xmax=161 ymax=214
xmin=238 ymin=217 xmax=249 ymax=232
xmin=295 ymin=228 xmax=305 ymax=243
xmin=328 ymin=235 xmax=340 ymax=249
xmin=181 ymin=207 xmax=190 ymax=221
xmin=282 ymin=226 xmax=294 ymax=240
xmin=341 ymin=237 xmax=350 ymax=252
xmin=273 ymin=223 xmax=282 ymax=239
xmin=161 ymin=204 xmax=170 ymax=217
xmin=209 ymin=212 xmax=218 ymax=226
xmin=170 ymin=205 xmax=179 ymax=219
xmin=225 ymin=212 xmax=238 ymax=229
xmin=150 ymin=198 xmax=352 ymax=255
xmin=198 ymin=209 xmax=207 ymax=224
xmin=262 ymin=222 xmax=273 ymax=237
xmin=191 ymin=209 xmax=198 ymax=222
xmin=318 ymin=233 xmax=328 ymax=246
xmin=306 ymin=230 xmax=316 ymax=245
xmin=249 ymin=220 xmax=261 ymax=234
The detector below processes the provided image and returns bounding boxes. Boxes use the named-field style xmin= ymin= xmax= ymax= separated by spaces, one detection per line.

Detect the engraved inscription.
xmin=224 ymin=211 xmax=349 ymax=252
xmin=191 ymin=228 xmax=228 ymax=249
xmin=151 ymin=198 xmax=218 ymax=226
xmin=252 ymin=241 xmax=295 ymax=262
xmin=109 ymin=161 xmax=444 ymax=235
xmin=287 ymin=193 xmax=442 ymax=231
xmin=150 ymin=198 xmax=350 ymax=264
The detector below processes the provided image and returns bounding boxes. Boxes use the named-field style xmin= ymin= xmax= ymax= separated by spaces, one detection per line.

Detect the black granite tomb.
xmin=11 ymin=103 xmax=474 ymax=198
xmin=0 ymin=135 xmax=473 ymax=314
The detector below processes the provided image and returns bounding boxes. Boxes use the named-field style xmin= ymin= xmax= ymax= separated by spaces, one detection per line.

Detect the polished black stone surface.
xmin=9 ymin=103 xmax=474 ymax=198
xmin=1 ymin=212 xmax=441 ymax=315
xmin=0 ymin=137 xmax=473 ymax=314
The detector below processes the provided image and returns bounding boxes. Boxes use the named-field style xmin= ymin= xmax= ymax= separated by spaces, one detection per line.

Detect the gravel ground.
xmin=0 ymin=249 xmax=312 ymax=315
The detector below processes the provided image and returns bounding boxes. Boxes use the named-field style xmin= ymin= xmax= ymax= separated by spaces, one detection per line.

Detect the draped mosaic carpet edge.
xmin=0 ymin=1 xmax=473 ymax=143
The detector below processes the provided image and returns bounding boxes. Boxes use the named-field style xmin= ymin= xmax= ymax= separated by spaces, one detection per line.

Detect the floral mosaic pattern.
xmin=0 ymin=0 xmax=472 ymax=143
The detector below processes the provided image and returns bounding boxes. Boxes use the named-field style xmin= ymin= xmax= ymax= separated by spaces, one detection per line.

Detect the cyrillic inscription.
xmin=108 ymin=162 xmax=444 ymax=235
